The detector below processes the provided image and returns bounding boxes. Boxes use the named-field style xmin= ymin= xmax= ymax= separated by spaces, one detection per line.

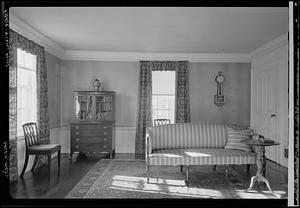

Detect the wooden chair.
xmin=154 ymin=119 xmax=171 ymax=126
xmin=20 ymin=123 xmax=61 ymax=181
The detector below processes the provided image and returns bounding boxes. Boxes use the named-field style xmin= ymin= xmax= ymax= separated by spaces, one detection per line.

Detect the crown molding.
xmin=63 ymin=50 xmax=251 ymax=62
xmin=9 ymin=14 xmax=65 ymax=59
xmin=249 ymin=33 xmax=288 ymax=60
xmin=9 ymin=13 xmax=286 ymax=63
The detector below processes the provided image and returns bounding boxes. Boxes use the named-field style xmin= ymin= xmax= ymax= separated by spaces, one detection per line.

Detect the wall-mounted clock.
xmin=214 ymin=71 xmax=225 ymax=109
xmin=215 ymin=73 xmax=225 ymax=83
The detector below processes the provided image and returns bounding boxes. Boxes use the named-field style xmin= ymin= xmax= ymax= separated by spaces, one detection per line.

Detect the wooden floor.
xmin=9 ymin=153 xmax=288 ymax=199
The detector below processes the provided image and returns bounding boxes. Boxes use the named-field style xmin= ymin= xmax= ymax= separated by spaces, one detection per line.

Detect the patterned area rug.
xmin=65 ymin=159 xmax=286 ymax=199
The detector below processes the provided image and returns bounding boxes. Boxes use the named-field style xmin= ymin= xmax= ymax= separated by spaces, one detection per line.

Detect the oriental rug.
xmin=65 ymin=159 xmax=286 ymax=199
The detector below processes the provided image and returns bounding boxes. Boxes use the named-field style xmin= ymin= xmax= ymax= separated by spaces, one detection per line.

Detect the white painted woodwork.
xmin=251 ymin=41 xmax=288 ymax=167
xmin=115 ymin=127 xmax=136 ymax=153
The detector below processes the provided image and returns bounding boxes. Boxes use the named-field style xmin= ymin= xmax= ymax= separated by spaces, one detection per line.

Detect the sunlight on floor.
xmin=111 ymin=175 xmax=224 ymax=198
xmin=234 ymin=189 xmax=285 ymax=199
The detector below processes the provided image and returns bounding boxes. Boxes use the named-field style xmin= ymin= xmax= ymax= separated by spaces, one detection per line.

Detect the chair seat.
xmin=28 ymin=144 xmax=61 ymax=153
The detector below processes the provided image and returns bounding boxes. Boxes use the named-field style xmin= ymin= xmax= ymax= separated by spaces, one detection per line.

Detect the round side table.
xmin=242 ymin=139 xmax=280 ymax=192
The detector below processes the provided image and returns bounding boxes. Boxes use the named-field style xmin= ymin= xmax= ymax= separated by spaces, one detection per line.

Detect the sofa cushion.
xmin=149 ymin=148 xmax=256 ymax=166
xmin=224 ymin=128 xmax=252 ymax=152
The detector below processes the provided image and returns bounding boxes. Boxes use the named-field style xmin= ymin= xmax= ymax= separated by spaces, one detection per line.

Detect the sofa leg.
xmin=146 ymin=165 xmax=150 ymax=183
xmin=180 ymin=165 xmax=183 ymax=172
xmin=213 ymin=165 xmax=216 ymax=171
xmin=186 ymin=166 xmax=189 ymax=186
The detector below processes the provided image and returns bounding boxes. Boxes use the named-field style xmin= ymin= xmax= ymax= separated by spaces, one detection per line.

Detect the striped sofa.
xmin=145 ymin=123 xmax=257 ymax=185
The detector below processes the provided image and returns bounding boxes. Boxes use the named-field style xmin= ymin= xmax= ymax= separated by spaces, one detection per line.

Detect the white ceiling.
xmin=10 ymin=7 xmax=288 ymax=53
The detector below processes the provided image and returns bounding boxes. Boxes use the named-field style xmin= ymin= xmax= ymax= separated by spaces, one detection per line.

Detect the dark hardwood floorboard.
xmin=10 ymin=153 xmax=100 ymax=198
xmin=9 ymin=153 xmax=287 ymax=198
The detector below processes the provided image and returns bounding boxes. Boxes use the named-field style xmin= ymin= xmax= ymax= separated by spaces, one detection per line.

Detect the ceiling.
xmin=10 ymin=7 xmax=289 ymax=53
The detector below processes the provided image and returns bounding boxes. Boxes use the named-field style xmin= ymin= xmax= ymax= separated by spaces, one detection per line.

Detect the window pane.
xmin=16 ymin=49 xmax=37 ymax=137
xmin=158 ymin=96 xmax=167 ymax=109
xmin=152 ymin=95 xmax=157 ymax=109
xmin=17 ymin=48 xmax=25 ymax=67
xmin=152 ymin=110 xmax=158 ymax=120
xmin=152 ymin=71 xmax=175 ymax=94
xmin=168 ymin=96 xmax=175 ymax=110
xmin=157 ymin=110 xmax=165 ymax=119
xmin=152 ymin=71 xmax=175 ymax=124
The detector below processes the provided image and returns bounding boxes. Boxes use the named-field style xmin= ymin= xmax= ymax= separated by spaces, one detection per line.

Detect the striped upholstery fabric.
xmin=146 ymin=123 xmax=255 ymax=166
xmin=224 ymin=128 xmax=252 ymax=152
xmin=149 ymin=123 xmax=227 ymax=150
xmin=148 ymin=123 xmax=249 ymax=151
xmin=149 ymin=148 xmax=256 ymax=166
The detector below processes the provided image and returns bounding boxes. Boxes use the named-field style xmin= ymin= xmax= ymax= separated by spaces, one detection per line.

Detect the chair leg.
xmin=31 ymin=155 xmax=39 ymax=171
xmin=225 ymin=165 xmax=229 ymax=180
xmin=48 ymin=154 xmax=51 ymax=182
xmin=180 ymin=165 xmax=183 ymax=172
xmin=213 ymin=165 xmax=216 ymax=171
xmin=246 ymin=164 xmax=250 ymax=175
xmin=146 ymin=165 xmax=150 ymax=183
xmin=20 ymin=154 xmax=29 ymax=177
xmin=58 ymin=150 xmax=61 ymax=175
xmin=186 ymin=166 xmax=189 ymax=186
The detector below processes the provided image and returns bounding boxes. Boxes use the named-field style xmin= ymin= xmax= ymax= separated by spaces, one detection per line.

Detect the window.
xmin=17 ymin=48 xmax=37 ymax=137
xmin=152 ymin=71 xmax=175 ymax=124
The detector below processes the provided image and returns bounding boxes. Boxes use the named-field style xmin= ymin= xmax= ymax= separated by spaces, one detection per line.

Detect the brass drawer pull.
xmin=103 ymin=132 xmax=107 ymax=135
xmin=103 ymin=145 xmax=107 ymax=148
xmin=103 ymin=126 xmax=108 ymax=129
xmin=75 ymin=132 xmax=80 ymax=135
xmin=75 ymin=126 xmax=80 ymax=129
xmin=75 ymin=145 xmax=79 ymax=149
xmin=103 ymin=138 xmax=107 ymax=142
xmin=75 ymin=138 xmax=79 ymax=142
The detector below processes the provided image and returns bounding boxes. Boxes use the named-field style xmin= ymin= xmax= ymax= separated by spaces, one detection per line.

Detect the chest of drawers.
xmin=70 ymin=122 xmax=114 ymax=159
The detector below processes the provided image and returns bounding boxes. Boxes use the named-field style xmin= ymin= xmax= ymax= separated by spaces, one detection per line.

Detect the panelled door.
xmin=251 ymin=43 xmax=288 ymax=167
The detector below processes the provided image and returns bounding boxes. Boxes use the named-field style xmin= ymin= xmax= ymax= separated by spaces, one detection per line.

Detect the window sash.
xmin=16 ymin=49 xmax=37 ymax=137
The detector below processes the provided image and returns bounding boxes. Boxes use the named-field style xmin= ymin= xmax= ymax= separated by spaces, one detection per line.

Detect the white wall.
xmin=190 ymin=62 xmax=251 ymax=126
xmin=56 ymin=60 xmax=251 ymax=154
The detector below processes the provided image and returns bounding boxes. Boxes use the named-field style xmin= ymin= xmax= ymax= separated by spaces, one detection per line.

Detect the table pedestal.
xmin=248 ymin=146 xmax=272 ymax=192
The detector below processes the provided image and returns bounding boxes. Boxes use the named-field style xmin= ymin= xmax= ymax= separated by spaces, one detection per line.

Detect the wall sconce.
xmin=214 ymin=71 xmax=225 ymax=109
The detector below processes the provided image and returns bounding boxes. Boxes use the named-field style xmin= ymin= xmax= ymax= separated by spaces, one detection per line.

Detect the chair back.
xmin=22 ymin=123 xmax=40 ymax=148
xmin=154 ymin=119 xmax=171 ymax=126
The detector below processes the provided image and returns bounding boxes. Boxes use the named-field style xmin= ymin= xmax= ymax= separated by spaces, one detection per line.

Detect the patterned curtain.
xmin=135 ymin=61 xmax=190 ymax=153
xmin=175 ymin=61 xmax=190 ymax=123
xmin=135 ymin=61 xmax=152 ymax=154
xmin=9 ymin=29 xmax=49 ymax=181
xmin=149 ymin=61 xmax=177 ymax=71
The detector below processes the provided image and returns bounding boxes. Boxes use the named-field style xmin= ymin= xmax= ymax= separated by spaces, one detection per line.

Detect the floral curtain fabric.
xmin=175 ymin=61 xmax=190 ymax=123
xmin=135 ymin=61 xmax=152 ymax=154
xmin=135 ymin=61 xmax=190 ymax=153
xmin=9 ymin=29 xmax=49 ymax=181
